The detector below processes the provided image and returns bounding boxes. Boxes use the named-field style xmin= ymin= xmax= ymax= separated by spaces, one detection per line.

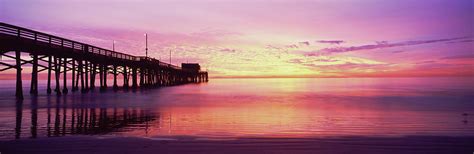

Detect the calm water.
xmin=0 ymin=77 xmax=473 ymax=140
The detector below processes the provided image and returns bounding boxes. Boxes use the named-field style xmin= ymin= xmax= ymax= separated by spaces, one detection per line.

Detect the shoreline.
xmin=1 ymin=135 xmax=473 ymax=154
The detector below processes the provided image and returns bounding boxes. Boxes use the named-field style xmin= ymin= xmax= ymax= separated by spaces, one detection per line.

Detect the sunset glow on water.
xmin=0 ymin=78 xmax=472 ymax=140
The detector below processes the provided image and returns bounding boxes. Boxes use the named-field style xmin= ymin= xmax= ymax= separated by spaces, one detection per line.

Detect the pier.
xmin=0 ymin=22 xmax=208 ymax=100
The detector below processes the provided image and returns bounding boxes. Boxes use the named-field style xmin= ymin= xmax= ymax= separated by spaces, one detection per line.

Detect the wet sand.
xmin=1 ymin=136 xmax=473 ymax=154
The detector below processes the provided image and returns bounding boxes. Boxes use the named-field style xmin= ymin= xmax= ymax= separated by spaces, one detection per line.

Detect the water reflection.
xmin=12 ymin=97 xmax=156 ymax=140
xmin=2 ymin=78 xmax=474 ymax=140
xmin=15 ymin=100 xmax=22 ymax=139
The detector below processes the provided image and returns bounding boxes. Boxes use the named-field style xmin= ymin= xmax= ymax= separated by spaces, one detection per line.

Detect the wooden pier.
xmin=0 ymin=22 xmax=208 ymax=100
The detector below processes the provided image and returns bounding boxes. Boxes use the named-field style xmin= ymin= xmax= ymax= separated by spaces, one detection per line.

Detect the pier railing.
xmin=0 ymin=22 xmax=139 ymax=61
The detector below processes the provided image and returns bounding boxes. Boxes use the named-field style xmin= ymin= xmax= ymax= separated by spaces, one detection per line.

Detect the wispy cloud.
xmin=312 ymin=37 xmax=471 ymax=55
xmin=288 ymin=56 xmax=385 ymax=67
xmin=298 ymin=41 xmax=310 ymax=46
xmin=220 ymin=48 xmax=236 ymax=53
xmin=316 ymin=40 xmax=344 ymax=45
xmin=415 ymin=60 xmax=437 ymax=64
xmin=446 ymin=39 xmax=474 ymax=44
xmin=391 ymin=50 xmax=405 ymax=53
xmin=440 ymin=54 xmax=474 ymax=60
xmin=190 ymin=28 xmax=242 ymax=39
xmin=285 ymin=44 xmax=299 ymax=48
xmin=265 ymin=45 xmax=285 ymax=51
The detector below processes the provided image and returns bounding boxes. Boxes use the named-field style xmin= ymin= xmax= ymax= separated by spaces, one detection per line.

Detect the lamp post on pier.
xmin=113 ymin=40 xmax=118 ymax=89
xmin=144 ymin=33 xmax=148 ymax=58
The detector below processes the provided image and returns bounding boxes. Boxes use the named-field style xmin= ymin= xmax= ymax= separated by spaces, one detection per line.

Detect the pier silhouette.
xmin=0 ymin=22 xmax=208 ymax=100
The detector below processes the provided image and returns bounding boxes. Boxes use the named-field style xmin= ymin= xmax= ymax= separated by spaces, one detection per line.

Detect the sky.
xmin=1 ymin=0 xmax=473 ymax=77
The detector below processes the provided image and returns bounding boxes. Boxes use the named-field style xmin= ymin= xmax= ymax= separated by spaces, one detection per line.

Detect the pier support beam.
xmin=30 ymin=54 xmax=38 ymax=95
xmin=90 ymin=63 xmax=96 ymax=89
xmin=75 ymin=61 xmax=80 ymax=92
xmin=79 ymin=60 xmax=85 ymax=93
xmin=47 ymin=56 xmax=52 ymax=94
xmin=84 ymin=61 xmax=89 ymax=91
xmin=148 ymin=69 xmax=152 ymax=86
xmin=132 ymin=67 xmax=138 ymax=89
xmin=62 ymin=57 xmax=68 ymax=94
xmin=71 ymin=59 xmax=76 ymax=91
xmin=99 ymin=64 xmax=104 ymax=91
xmin=157 ymin=69 xmax=162 ymax=86
xmin=54 ymin=57 xmax=61 ymax=96
xmin=103 ymin=65 xmax=107 ymax=89
xmin=123 ymin=66 xmax=129 ymax=88
xmin=15 ymin=51 xmax=23 ymax=100
xmin=140 ymin=68 xmax=144 ymax=87
xmin=113 ymin=65 xmax=118 ymax=89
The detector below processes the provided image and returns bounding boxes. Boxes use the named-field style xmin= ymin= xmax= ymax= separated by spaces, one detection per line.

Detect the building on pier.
xmin=181 ymin=63 xmax=208 ymax=83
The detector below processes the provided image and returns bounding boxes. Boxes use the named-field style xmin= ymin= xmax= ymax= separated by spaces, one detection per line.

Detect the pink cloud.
xmin=317 ymin=40 xmax=344 ymax=45
xmin=305 ymin=37 xmax=471 ymax=56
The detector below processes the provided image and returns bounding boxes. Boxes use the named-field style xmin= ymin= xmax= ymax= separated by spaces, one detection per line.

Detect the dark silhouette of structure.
xmin=14 ymin=98 xmax=156 ymax=139
xmin=0 ymin=22 xmax=208 ymax=99
xmin=182 ymin=63 xmax=206 ymax=82
xmin=181 ymin=63 xmax=201 ymax=72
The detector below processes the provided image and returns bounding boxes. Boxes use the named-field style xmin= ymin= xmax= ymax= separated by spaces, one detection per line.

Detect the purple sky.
xmin=1 ymin=0 xmax=473 ymax=77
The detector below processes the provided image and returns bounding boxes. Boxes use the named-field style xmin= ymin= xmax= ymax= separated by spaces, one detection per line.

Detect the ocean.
xmin=0 ymin=77 xmax=473 ymax=140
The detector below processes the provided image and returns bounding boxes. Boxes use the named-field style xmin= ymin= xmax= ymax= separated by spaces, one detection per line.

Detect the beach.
xmin=1 ymin=135 xmax=474 ymax=154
